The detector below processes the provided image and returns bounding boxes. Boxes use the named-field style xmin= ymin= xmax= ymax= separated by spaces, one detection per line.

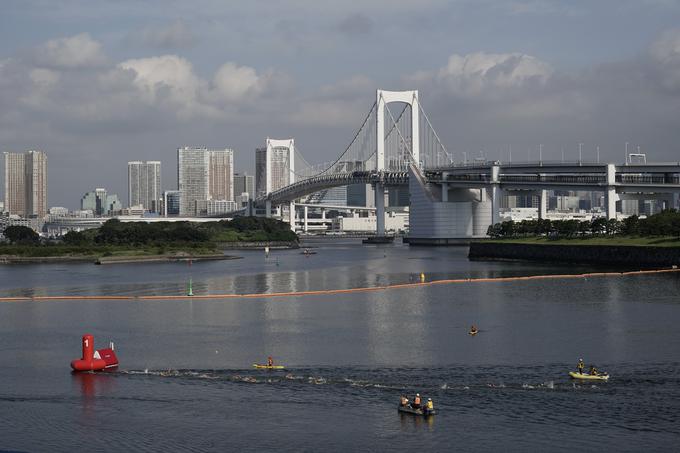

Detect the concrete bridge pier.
xmin=375 ymin=183 xmax=386 ymax=235
xmin=265 ymin=200 xmax=272 ymax=218
xmin=288 ymin=201 xmax=296 ymax=231
xmin=538 ymin=189 xmax=548 ymax=220
xmin=605 ymin=164 xmax=619 ymax=219
xmin=303 ymin=205 xmax=308 ymax=233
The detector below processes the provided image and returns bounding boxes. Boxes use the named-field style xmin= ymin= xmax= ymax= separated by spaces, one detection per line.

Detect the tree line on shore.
xmin=1 ymin=217 xmax=298 ymax=247
xmin=487 ymin=209 xmax=680 ymax=239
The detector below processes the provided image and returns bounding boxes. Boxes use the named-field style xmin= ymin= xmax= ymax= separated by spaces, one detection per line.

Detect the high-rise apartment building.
xmin=177 ymin=147 xmax=234 ymax=216
xmin=255 ymin=138 xmax=294 ymax=198
xmin=3 ymin=150 xmax=47 ymax=217
xmin=128 ymin=161 xmax=161 ymax=212
xmin=208 ymin=150 xmax=233 ymax=202
xmin=234 ymin=173 xmax=255 ymax=198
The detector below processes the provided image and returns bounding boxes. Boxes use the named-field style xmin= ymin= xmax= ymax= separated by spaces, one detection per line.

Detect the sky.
xmin=1 ymin=0 xmax=680 ymax=208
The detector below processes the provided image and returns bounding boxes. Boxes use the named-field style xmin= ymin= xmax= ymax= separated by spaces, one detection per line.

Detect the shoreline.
xmin=0 ymin=252 xmax=240 ymax=265
xmin=0 ymin=241 xmax=298 ymax=264
xmin=469 ymin=240 xmax=680 ymax=266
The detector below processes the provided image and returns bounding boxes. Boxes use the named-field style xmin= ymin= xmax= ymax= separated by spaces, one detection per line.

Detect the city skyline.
xmin=1 ymin=2 xmax=680 ymax=207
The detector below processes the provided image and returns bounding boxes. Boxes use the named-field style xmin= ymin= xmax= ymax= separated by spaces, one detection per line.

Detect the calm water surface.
xmin=1 ymin=239 xmax=679 ymax=452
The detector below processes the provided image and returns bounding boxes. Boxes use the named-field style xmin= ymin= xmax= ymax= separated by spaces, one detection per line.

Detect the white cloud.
xmin=650 ymin=29 xmax=680 ymax=62
xmin=211 ymin=63 xmax=262 ymax=102
xmin=426 ymin=52 xmax=554 ymax=97
xmin=29 ymin=68 xmax=60 ymax=88
xmin=35 ymin=33 xmax=107 ymax=69
xmin=119 ymin=54 xmax=201 ymax=105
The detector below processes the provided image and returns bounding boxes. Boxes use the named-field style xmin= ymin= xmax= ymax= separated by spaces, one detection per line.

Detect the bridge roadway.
xmin=257 ymin=161 xmax=680 ymax=206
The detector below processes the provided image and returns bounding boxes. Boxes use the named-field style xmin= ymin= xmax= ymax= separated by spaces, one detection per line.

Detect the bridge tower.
xmin=260 ymin=138 xmax=295 ymax=228
xmin=375 ymin=90 xmax=420 ymax=235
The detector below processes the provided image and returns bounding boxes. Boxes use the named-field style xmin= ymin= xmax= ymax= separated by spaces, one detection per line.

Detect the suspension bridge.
xmin=246 ymin=89 xmax=680 ymax=243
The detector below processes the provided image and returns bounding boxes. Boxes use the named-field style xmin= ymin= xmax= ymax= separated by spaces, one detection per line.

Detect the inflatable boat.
xmin=569 ymin=371 xmax=609 ymax=381
xmin=398 ymin=404 xmax=437 ymax=416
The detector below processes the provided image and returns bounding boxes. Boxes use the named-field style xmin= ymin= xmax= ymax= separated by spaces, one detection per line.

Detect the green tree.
xmin=620 ymin=215 xmax=640 ymax=236
xmin=3 ymin=225 xmax=39 ymax=244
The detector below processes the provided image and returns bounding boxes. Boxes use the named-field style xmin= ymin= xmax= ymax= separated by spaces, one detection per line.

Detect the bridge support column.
xmin=441 ymin=183 xmax=448 ymax=202
xmin=303 ymin=206 xmax=308 ymax=233
xmin=538 ymin=190 xmax=548 ymax=220
xmin=490 ymin=165 xmax=501 ymax=225
xmin=375 ymin=183 xmax=385 ymax=235
xmin=289 ymin=201 xmax=295 ymax=231
xmin=490 ymin=186 xmax=501 ymax=226
xmin=605 ymin=164 xmax=618 ymax=220
xmin=673 ymin=192 xmax=679 ymax=210
xmin=265 ymin=200 xmax=272 ymax=218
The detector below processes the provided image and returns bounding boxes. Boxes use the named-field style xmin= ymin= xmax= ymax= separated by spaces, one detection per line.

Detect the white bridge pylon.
xmin=375 ymin=89 xmax=419 ymax=235
xmin=263 ymin=138 xmax=295 ymax=225
xmin=376 ymin=89 xmax=420 ymax=170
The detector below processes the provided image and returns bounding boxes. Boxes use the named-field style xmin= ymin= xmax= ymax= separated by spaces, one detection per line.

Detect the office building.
xmin=128 ymin=161 xmax=161 ymax=212
xmin=307 ymin=186 xmax=348 ymax=206
xmin=234 ymin=173 xmax=255 ymax=199
xmin=199 ymin=199 xmax=238 ymax=216
xmin=163 ymin=190 xmax=181 ymax=217
xmin=178 ymin=147 xmax=234 ymax=216
xmin=346 ymin=183 xmax=375 ymax=207
xmin=80 ymin=188 xmax=121 ymax=216
xmin=3 ymin=150 xmax=47 ymax=217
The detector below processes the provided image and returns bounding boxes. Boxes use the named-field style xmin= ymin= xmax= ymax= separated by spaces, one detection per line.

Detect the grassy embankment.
xmin=0 ymin=217 xmax=298 ymax=260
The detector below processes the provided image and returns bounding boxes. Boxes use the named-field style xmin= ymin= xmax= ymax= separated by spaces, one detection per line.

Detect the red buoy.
xmin=70 ymin=334 xmax=119 ymax=372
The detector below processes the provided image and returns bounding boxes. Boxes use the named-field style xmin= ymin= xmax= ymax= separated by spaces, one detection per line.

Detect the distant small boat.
xmin=469 ymin=330 xmax=478 ymax=336
xmin=253 ymin=364 xmax=285 ymax=370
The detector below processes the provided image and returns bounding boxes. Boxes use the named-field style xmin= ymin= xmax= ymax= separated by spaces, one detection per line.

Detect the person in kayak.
xmin=577 ymin=358 xmax=585 ymax=374
xmin=400 ymin=395 xmax=409 ymax=407
xmin=426 ymin=398 xmax=434 ymax=411
xmin=470 ymin=325 xmax=478 ymax=334
xmin=267 ymin=356 xmax=274 ymax=367
xmin=412 ymin=393 xmax=421 ymax=409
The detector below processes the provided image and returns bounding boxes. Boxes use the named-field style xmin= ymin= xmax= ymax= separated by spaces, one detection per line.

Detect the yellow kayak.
xmin=569 ymin=371 xmax=609 ymax=381
xmin=469 ymin=330 xmax=478 ymax=336
xmin=253 ymin=364 xmax=285 ymax=369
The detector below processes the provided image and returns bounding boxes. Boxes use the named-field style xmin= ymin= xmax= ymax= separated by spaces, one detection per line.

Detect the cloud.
xmin=288 ymin=75 xmax=375 ymax=127
xmin=337 ymin=13 xmax=374 ymax=36
xmin=119 ymin=54 xmax=202 ymax=105
xmin=211 ymin=63 xmax=263 ymax=102
xmin=409 ymin=52 xmax=553 ymax=99
xmin=135 ymin=21 xmax=197 ymax=49
xmin=33 ymin=33 xmax=107 ymax=69
xmin=649 ymin=29 xmax=680 ymax=91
